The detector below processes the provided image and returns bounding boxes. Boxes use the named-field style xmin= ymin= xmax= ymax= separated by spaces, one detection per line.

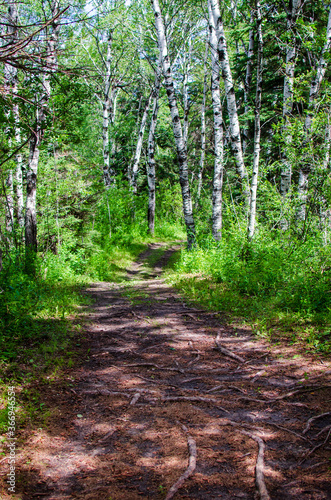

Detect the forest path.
xmin=14 ymin=243 xmax=331 ymax=499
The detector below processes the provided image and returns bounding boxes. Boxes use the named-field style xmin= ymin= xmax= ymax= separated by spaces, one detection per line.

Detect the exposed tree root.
xmin=300 ymin=427 xmax=331 ymax=464
xmin=163 ymin=396 xmax=229 ymax=413
xmin=130 ymin=392 xmax=141 ymax=405
xmin=303 ymin=411 xmax=331 ymax=434
xmin=240 ymin=430 xmax=270 ymax=500
xmin=206 ymin=384 xmax=225 ymax=393
xmin=165 ymin=425 xmax=197 ymax=500
xmin=271 ymin=385 xmax=331 ymax=402
xmin=117 ymin=362 xmax=185 ymax=373
xmin=316 ymin=424 xmax=331 ymax=438
xmin=219 ymin=419 xmax=270 ymax=500
xmin=267 ymin=422 xmax=310 ymax=442
xmin=215 ymin=333 xmax=245 ymax=363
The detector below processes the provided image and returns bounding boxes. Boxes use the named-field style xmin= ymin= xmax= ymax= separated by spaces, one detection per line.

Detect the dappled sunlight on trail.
xmin=4 ymin=244 xmax=331 ymax=499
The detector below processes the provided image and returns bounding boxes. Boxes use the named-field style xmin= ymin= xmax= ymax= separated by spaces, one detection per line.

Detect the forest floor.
xmin=1 ymin=242 xmax=331 ymax=499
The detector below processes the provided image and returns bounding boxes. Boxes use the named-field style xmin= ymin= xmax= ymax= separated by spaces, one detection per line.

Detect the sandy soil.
xmin=1 ymin=243 xmax=331 ymax=499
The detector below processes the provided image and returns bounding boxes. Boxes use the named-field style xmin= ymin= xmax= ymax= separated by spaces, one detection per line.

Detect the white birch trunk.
xmin=208 ymin=0 xmax=249 ymax=206
xmin=183 ymin=37 xmax=192 ymax=148
xmin=4 ymin=1 xmax=18 ymax=233
xmin=281 ymin=0 xmax=301 ymax=198
xmin=102 ymin=32 xmax=113 ymax=188
xmin=320 ymin=109 xmax=331 ymax=244
xmin=247 ymin=0 xmax=263 ymax=241
xmin=197 ymin=38 xmax=208 ymax=203
xmin=5 ymin=171 xmax=14 ymax=234
xmin=147 ymin=64 xmax=161 ymax=235
xmin=208 ymin=2 xmax=224 ymax=241
xmin=25 ymin=0 xmax=59 ymax=251
xmin=14 ymin=101 xmax=24 ymax=229
xmin=110 ymin=88 xmax=118 ymax=159
xmin=131 ymin=92 xmax=153 ymax=193
xmin=151 ymin=0 xmax=196 ymax=248
xmin=243 ymin=13 xmax=254 ymax=155
xmin=297 ymin=5 xmax=331 ymax=220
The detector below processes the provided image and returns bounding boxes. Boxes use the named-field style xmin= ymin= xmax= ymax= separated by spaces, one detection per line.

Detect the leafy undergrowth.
xmin=167 ymin=230 xmax=331 ymax=355
xmin=0 ymin=238 xmax=153 ymax=435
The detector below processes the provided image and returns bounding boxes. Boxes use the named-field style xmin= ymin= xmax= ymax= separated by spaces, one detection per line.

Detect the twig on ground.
xmin=215 ymin=333 xmax=245 ymax=363
xmin=165 ymin=424 xmax=197 ymax=500
xmin=303 ymin=412 xmax=331 ymax=435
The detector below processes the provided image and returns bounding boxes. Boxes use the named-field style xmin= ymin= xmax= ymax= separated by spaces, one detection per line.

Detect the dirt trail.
xmin=4 ymin=243 xmax=331 ymax=499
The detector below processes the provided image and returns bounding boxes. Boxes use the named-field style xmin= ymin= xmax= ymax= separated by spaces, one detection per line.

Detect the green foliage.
xmin=171 ymin=225 xmax=331 ymax=353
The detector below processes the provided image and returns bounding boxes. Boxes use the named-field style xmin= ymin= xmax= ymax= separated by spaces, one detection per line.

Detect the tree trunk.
xmin=4 ymin=1 xmax=19 ymax=234
xmin=208 ymin=1 xmax=224 ymax=241
xmin=183 ymin=37 xmax=192 ymax=148
xmin=102 ymin=31 xmax=114 ymax=188
xmin=247 ymin=0 xmax=263 ymax=241
xmin=197 ymin=38 xmax=208 ymax=204
xmin=131 ymin=92 xmax=153 ymax=193
xmin=151 ymin=0 xmax=196 ymax=249
xmin=242 ymin=13 xmax=254 ymax=155
xmin=208 ymin=0 xmax=249 ymax=207
xmin=280 ymin=0 xmax=302 ymax=198
xmin=297 ymin=5 xmax=331 ymax=220
xmin=25 ymin=0 xmax=59 ymax=251
xmin=14 ymin=102 xmax=24 ymax=229
xmin=147 ymin=64 xmax=162 ymax=235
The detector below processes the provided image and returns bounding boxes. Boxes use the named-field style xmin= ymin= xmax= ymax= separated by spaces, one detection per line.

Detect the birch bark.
xmin=147 ymin=64 xmax=162 ymax=235
xmin=131 ymin=92 xmax=153 ymax=193
xmin=242 ymin=14 xmax=254 ymax=155
xmin=102 ymin=32 xmax=114 ymax=188
xmin=4 ymin=1 xmax=19 ymax=233
xmin=197 ymin=38 xmax=208 ymax=204
xmin=297 ymin=5 xmax=331 ymax=220
xmin=183 ymin=37 xmax=192 ymax=148
xmin=247 ymin=0 xmax=263 ymax=241
xmin=208 ymin=1 xmax=224 ymax=240
xmin=280 ymin=0 xmax=301 ymax=198
xmin=151 ymin=0 xmax=196 ymax=248
xmin=25 ymin=0 xmax=59 ymax=251
xmin=208 ymin=0 xmax=249 ymax=206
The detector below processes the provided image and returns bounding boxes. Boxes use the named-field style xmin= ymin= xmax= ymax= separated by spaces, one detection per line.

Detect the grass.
xmin=166 ymin=235 xmax=331 ymax=355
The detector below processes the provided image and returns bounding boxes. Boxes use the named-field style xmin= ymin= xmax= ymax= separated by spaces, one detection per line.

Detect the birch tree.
xmin=3 ymin=2 xmax=18 ymax=233
xmin=131 ymin=91 xmax=153 ymax=193
xmin=247 ymin=0 xmax=263 ymax=241
xmin=25 ymin=0 xmax=60 ymax=252
xmin=147 ymin=62 xmax=161 ymax=234
xmin=280 ymin=0 xmax=302 ymax=198
xmin=297 ymin=5 xmax=331 ymax=221
xmin=208 ymin=0 xmax=224 ymax=240
xmin=242 ymin=13 xmax=254 ymax=155
xmin=208 ymin=0 xmax=249 ymax=207
xmin=196 ymin=38 xmax=208 ymax=204
xmin=151 ymin=0 xmax=195 ymax=248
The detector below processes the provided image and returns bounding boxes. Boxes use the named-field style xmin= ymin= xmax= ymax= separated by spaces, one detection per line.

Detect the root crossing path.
xmin=13 ymin=244 xmax=331 ymax=499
